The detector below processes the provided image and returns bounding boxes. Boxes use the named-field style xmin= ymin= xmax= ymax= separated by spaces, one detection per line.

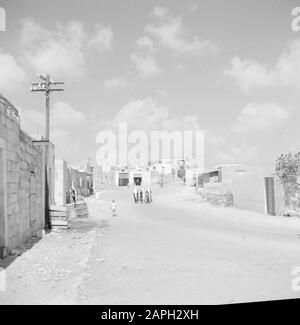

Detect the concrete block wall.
xmin=231 ymin=168 xmax=267 ymax=214
xmin=0 ymin=94 xmax=44 ymax=250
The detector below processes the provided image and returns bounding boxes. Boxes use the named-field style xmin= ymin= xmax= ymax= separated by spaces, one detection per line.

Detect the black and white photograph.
xmin=0 ymin=0 xmax=300 ymax=310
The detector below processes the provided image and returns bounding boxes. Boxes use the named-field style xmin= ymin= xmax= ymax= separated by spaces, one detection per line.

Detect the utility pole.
xmin=31 ymin=74 xmax=64 ymax=229
xmin=31 ymin=74 xmax=64 ymax=140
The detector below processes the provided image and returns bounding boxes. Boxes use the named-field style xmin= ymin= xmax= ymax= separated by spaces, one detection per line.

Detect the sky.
xmin=0 ymin=0 xmax=300 ymax=170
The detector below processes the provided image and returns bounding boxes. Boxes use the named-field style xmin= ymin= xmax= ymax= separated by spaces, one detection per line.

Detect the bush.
xmin=276 ymin=152 xmax=300 ymax=210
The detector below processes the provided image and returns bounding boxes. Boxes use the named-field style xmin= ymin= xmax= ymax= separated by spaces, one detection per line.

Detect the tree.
xmin=276 ymin=152 xmax=300 ymax=210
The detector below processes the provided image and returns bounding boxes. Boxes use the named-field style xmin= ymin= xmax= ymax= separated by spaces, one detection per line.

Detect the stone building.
xmin=55 ymin=159 xmax=93 ymax=206
xmin=0 ymin=94 xmax=52 ymax=255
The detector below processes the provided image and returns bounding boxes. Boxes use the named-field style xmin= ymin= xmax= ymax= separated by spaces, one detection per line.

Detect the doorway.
xmin=134 ymin=176 xmax=142 ymax=186
xmin=119 ymin=173 xmax=129 ymax=186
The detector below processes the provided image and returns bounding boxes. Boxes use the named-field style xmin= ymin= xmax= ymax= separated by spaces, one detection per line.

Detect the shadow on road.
xmin=0 ymin=235 xmax=44 ymax=269
xmin=69 ymin=218 xmax=110 ymax=233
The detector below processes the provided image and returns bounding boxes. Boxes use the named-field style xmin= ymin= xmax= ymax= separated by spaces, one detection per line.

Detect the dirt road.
xmin=77 ymin=185 xmax=300 ymax=304
xmin=1 ymin=184 xmax=300 ymax=304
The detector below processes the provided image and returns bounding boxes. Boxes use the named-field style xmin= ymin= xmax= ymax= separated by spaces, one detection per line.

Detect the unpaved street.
xmin=1 ymin=184 xmax=300 ymax=304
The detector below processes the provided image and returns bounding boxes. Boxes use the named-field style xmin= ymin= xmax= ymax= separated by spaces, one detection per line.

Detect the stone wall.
xmin=0 ymin=94 xmax=44 ymax=251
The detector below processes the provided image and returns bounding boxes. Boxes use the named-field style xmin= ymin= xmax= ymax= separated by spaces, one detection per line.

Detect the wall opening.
xmin=119 ymin=173 xmax=129 ymax=186
xmin=134 ymin=176 xmax=142 ymax=186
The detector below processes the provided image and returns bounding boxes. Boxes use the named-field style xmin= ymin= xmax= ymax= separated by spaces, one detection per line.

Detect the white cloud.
xmin=150 ymin=7 xmax=169 ymax=19
xmin=204 ymin=131 xmax=258 ymax=167
xmin=0 ymin=50 xmax=27 ymax=93
xmin=19 ymin=101 xmax=87 ymax=162
xmin=87 ymin=25 xmax=113 ymax=52
xmin=231 ymin=102 xmax=290 ymax=133
xmin=132 ymin=34 xmax=160 ymax=77
xmin=19 ymin=20 xmax=113 ymax=78
xmin=225 ymin=39 xmax=300 ymax=92
xmin=276 ymin=39 xmax=300 ymax=87
xmin=19 ymin=101 xmax=86 ymax=138
xmin=136 ymin=36 xmax=156 ymax=53
xmin=218 ymin=145 xmax=258 ymax=164
xmin=19 ymin=19 xmax=47 ymax=46
xmin=145 ymin=11 xmax=216 ymax=56
xmin=20 ymin=20 xmax=85 ymax=77
xmin=51 ymin=101 xmax=87 ymax=129
xmin=110 ymin=98 xmax=169 ymax=131
xmin=224 ymin=57 xmax=276 ymax=93
xmin=188 ymin=3 xmax=199 ymax=13
xmin=209 ymin=133 xmax=226 ymax=146
xmin=103 ymin=97 xmax=201 ymax=132
xmin=50 ymin=128 xmax=81 ymax=160
xmin=18 ymin=107 xmax=44 ymax=138
xmin=131 ymin=7 xmax=216 ymax=78
xmin=104 ymin=78 xmax=127 ymax=90
xmin=130 ymin=53 xmax=161 ymax=77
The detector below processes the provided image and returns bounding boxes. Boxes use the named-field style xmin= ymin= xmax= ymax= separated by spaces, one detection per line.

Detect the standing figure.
xmin=149 ymin=189 xmax=153 ymax=203
xmin=139 ymin=188 xmax=143 ymax=204
xmin=69 ymin=186 xmax=77 ymax=204
xmin=145 ymin=188 xmax=151 ymax=203
xmin=133 ymin=186 xmax=138 ymax=203
xmin=111 ymin=199 xmax=117 ymax=217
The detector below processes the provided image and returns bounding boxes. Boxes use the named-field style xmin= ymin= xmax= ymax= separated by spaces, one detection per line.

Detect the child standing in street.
xmin=111 ymin=199 xmax=117 ymax=217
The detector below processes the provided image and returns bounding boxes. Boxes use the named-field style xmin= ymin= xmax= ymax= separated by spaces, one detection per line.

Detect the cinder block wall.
xmin=0 ymin=95 xmax=44 ymax=250
xmin=231 ymin=168 xmax=267 ymax=214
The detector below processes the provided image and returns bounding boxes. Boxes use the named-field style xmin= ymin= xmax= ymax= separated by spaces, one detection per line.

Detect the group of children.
xmin=132 ymin=186 xmax=152 ymax=204
xmin=110 ymin=185 xmax=153 ymax=217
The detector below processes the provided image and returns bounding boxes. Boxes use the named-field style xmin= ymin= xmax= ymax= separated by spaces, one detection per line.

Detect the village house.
xmin=197 ymin=164 xmax=286 ymax=216
xmin=54 ymin=159 xmax=94 ymax=206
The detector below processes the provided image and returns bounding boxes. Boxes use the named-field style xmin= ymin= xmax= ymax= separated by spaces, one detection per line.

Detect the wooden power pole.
xmin=31 ymin=74 xmax=64 ymax=229
xmin=31 ymin=74 xmax=64 ymax=141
